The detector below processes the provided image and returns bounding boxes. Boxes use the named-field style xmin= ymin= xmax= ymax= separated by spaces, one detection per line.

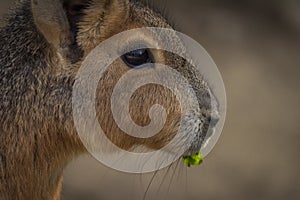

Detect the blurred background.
xmin=1 ymin=0 xmax=300 ymax=199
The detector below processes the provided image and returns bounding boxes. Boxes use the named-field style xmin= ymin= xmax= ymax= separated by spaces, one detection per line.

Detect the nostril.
xmin=209 ymin=112 xmax=220 ymax=127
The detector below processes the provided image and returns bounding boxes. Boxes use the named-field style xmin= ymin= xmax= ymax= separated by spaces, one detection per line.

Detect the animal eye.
xmin=122 ymin=49 xmax=154 ymax=68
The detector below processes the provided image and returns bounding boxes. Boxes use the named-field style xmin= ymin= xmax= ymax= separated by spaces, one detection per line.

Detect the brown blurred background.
xmin=1 ymin=0 xmax=300 ymax=199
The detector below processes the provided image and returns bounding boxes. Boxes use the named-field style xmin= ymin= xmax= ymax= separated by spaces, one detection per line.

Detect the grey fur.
xmin=0 ymin=0 xmax=218 ymax=199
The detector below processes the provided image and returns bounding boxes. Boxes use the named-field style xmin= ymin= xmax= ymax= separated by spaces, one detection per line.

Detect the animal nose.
xmin=209 ymin=112 xmax=220 ymax=127
xmin=208 ymin=88 xmax=220 ymax=127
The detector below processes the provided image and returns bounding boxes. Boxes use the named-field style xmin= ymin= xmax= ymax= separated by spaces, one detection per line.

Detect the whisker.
xmin=166 ymin=159 xmax=181 ymax=199
xmin=156 ymin=164 xmax=173 ymax=198
xmin=143 ymin=170 xmax=159 ymax=200
xmin=185 ymin=166 xmax=188 ymax=196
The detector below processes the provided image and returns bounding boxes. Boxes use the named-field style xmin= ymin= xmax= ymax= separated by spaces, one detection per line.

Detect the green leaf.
xmin=183 ymin=152 xmax=204 ymax=167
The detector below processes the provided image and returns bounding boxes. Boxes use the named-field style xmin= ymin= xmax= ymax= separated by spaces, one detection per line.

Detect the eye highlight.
xmin=122 ymin=49 xmax=154 ymax=68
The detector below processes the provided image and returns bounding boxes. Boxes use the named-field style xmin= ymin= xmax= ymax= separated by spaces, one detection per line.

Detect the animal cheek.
xmin=128 ymin=84 xmax=182 ymax=150
xmin=94 ymin=65 xmax=182 ymax=151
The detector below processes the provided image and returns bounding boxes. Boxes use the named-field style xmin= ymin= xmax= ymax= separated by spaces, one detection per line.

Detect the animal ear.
xmin=77 ymin=0 xmax=130 ymax=50
xmin=31 ymin=0 xmax=91 ymax=63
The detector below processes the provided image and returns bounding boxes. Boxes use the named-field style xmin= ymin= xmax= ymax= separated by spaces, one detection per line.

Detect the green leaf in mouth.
xmin=183 ymin=152 xmax=204 ymax=167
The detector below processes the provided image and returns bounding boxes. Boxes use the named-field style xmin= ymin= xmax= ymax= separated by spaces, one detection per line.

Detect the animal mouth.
xmin=181 ymin=109 xmax=220 ymax=158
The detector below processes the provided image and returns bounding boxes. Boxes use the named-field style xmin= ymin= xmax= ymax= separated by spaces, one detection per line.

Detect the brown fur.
xmin=0 ymin=0 xmax=215 ymax=199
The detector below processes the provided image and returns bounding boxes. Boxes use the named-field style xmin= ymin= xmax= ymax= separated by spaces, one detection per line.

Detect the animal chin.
xmin=181 ymin=109 xmax=219 ymax=157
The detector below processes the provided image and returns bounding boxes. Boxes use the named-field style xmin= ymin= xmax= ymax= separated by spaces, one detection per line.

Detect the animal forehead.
xmin=63 ymin=0 xmax=91 ymax=4
xmin=129 ymin=1 xmax=171 ymax=28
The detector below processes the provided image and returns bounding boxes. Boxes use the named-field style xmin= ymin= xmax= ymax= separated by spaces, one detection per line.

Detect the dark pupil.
xmin=122 ymin=49 xmax=152 ymax=68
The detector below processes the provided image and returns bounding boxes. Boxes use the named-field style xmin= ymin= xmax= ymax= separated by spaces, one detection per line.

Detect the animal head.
xmin=31 ymin=0 xmax=219 ymax=158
